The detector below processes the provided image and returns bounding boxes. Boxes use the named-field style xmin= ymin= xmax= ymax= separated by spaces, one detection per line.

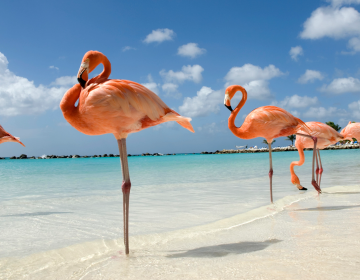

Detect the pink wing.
xmin=84 ymin=79 xmax=168 ymax=121
xmin=247 ymin=106 xmax=312 ymax=135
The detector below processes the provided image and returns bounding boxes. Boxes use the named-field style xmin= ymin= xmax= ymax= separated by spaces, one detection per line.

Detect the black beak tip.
xmin=225 ymin=104 xmax=233 ymax=112
xmin=77 ymin=77 xmax=86 ymax=89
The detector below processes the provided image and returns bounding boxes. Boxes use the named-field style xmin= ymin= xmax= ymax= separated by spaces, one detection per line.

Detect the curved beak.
xmin=77 ymin=67 xmax=87 ymax=88
xmin=224 ymin=93 xmax=233 ymax=112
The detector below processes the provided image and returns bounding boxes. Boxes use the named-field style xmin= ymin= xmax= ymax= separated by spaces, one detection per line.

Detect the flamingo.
xmin=224 ymin=85 xmax=319 ymax=203
xmin=341 ymin=121 xmax=360 ymax=142
xmin=290 ymin=122 xmax=343 ymax=191
xmin=60 ymin=51 xmax=194 ymax=255
xmin=0 ymin=125 xmax=25 ymax=147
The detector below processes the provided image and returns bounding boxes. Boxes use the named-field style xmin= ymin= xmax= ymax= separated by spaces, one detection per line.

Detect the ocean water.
xmin=0 ymin=149 xmax=359 ymax=279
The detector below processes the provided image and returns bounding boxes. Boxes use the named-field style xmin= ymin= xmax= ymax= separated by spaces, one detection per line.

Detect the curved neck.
xmin=95 ymin=55 xmax=111 ymax=81
xmin=60 ymin=84 xmax=81 ymax=117
xmin=228 ymin=86 xmax=248 ymax=138
xmin=290 ymin=143 xmax=305 ymax=176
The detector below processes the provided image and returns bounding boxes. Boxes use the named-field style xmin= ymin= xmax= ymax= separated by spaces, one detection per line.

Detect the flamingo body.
xmin=341 ymin=122 xmax=360 ymax=141
xmin=60 ymin=51 xmax=194 ymax=255
xmin=225 ymin=85 xmax=316 ymax=202
xmin=0 ymin=125 xmax=25 ymax=147
xmin=290 ymin=122 xmax=343 ymax=189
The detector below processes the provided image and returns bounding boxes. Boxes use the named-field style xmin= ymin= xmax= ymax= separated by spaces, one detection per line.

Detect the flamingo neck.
xmin=88 ymin=54 xmax=112 ymax=85
xmin=60 ymin=84 xmax=81 ymax=118
xmin=290 ymin=143 xmax=305 ymax=176
xmin=228 ymin=86 xmax=248 ymax=138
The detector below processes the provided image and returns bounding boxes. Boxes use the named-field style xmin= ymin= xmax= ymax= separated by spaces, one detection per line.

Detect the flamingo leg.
xmin=268 ymin=142 xmax=274 ymax=203
xmin=295 ymin=134 xmax=321 ymax=193
xmin=315 ymin=148 xmax=319 ymax=185
xmin=117 ymin=138 xmax=131 ymax=255
xmin=317 ymin=149 xmax=323 ymax=187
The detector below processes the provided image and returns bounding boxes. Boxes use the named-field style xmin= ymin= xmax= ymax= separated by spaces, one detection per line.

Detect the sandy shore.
xmin=1 ymin=185 xmax=359 ymax=280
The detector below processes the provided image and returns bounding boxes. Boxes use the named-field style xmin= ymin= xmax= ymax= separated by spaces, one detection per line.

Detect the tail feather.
xmin=295 ymin=117 xmax=312 ymax=136
xmin=163 ymin=111 xmax=195 ymax=133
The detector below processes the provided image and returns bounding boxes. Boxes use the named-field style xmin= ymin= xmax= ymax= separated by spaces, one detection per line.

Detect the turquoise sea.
xmin=0 ymin=149 xmax=359 ymax=259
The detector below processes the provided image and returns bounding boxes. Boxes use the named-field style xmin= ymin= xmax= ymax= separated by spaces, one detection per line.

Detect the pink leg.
xmin=317 ymin=149 xmax=323 ymax=187
xmin=268 ymin=142 xmax=274 ymax=203
xmin=118 ymin=138 xmax=131 ymax=255
xmin=315 ymin=149 xmax=319 ymax=185
xmin=295 ymin=134 xmax=321 ymax=193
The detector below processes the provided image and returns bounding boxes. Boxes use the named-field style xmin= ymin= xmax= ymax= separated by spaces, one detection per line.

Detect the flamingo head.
xmin=77 ymin=51 xmax=105 ymax=88
xmin=224 ymin=86 xmax=237 ymax=112
xmin=291 ymin=174 xmax=307 ymax=191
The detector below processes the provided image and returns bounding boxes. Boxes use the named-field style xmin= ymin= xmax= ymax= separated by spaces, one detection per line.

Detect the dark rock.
xmin=10 ymin=156 xmax=16 ymax=159
xmin=103 ymin=154 xmax=108 ymax=157
xmin=109 ymin=154 xmax=114 ymax=157
xmin=72 ymin=155 xmax=80 ymax=158
xmin=127 ymin=154 xmax=131 ymax=156
xmin=19 ymin=154 xmax=27 ymax=159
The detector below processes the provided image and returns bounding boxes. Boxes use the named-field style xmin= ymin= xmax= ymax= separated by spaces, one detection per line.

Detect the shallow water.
xmin=0 ymin=149 xmax=359 ymax=272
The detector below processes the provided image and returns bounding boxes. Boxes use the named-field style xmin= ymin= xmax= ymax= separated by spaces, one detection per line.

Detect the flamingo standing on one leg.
xmin=0 ymin=125 xmax=25 ymax=147
xmin=60 ymin=51 xmax=194 ymax=255
xmin=224 ymin=85 xmax=319 ymax=203
xmin=341 ymin=121 xmax=360 ymax=142
xmin=290 ymin=122 xmax=343 ymax=191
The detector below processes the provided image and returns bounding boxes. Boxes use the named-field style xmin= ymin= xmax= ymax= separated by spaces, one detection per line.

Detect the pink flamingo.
xmin=60 ymin=51 xmax=194 ymax=254
xmin=341 ymin=121 xmax=360 ymax=142
xmin=0 ymin=125 xmax=25 ymax=147
xmin=224 ymin=85 xmax=319 ymax=203
xmin=290 ymin=122 xmax=343 ymax=191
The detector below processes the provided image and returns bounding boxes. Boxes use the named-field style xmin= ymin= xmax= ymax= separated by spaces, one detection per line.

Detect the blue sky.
xmin=1 ymin=0 xmax=360 ymax=156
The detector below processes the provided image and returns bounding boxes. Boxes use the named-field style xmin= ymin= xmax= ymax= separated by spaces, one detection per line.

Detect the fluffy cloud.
xmin=289 ymin=46 xmax=304 ymax=61
xmin=348 ymin=100 xmax=360 ymax=118
xmin=143 ymin=28 xmax=175 ymax=44
xmin=348 ymin=36 xmax=360 ymax=52
xmin=298 ymin=70 xmax=324 ymax=84
xmin=122 ymin=46 xmax=136 ymax=52
xmin=224 ymin=64 xmax=284 ymax=100
xmin=304 ymin=106 xmax=347 ymax=119
xmin=49 ymin=65 xmax=59 ymax=70
xmin=162 ymin=83 xmax=181 ymax=98
xmin=160 ymin=65 xmax=204 ymax=84
xmin=272 ymin=95 xmax=318 ymax=108
xmin=327 ymin=0 xmax=360 ymax=6
xmin=320 ymin=77 xmax=360 ymax=94
xmin=177 ymin=43 xmax=206 ymax=58
xmin=0 ymin=52 xmax=75 ymax=116
xmin=300 ymin=6 xmax=360 ymax=39
xmin=179 ymin=86 xmax=222 ymax=118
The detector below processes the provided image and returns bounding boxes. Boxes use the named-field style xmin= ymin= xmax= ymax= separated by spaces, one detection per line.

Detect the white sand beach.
xmin=1 ymin=185 xmax=359 ymax=280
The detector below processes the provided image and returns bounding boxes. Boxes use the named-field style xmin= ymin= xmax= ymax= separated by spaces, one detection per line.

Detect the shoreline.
xmin=1 ymin=185 xmax=359 ymax=279
xmin=1 ymin=143 xmax=358 ymax=159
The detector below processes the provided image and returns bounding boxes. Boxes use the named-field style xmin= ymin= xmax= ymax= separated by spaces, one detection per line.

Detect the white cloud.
xmin=298 ymin=70 xmax=324 ymax=84
xmin=51 ymin=76 xmax=77 ymax=87
xmin=304 ymin=106 xmax=347 ymax=119
xmin=179 ymin=86 xmax=222 ymax=118
xmin=122 ymin=46 xmax=136 ymax=52
xmin=348 ymin=99 xmax=360 ymax=118
xmin=162 ymin=83 xmax=181 ymax=99
xmin=348 ymin=36 xmax=360 ymax=52
xmin=300 ymin=6 xmax=360 ymax=39
xmin=49 ymin=65 xmax=59 ymax=70
xmin=272 ymin=95 xmax=318 ymax=108
xmin=224 ymin=64 xmax=284 ymax=100
xmin=327 ymin=0 xmax=360 ymax=7
xmin=160 ymin=65 xmax=204 ymax=84
xmin=141 ymin=74 xmax=159 ymax=95
xmin=0 ymin=52 xmax=74 ymax=116
xmin=289 ymin=46 xmax=304 ymax=61
xmin=177 ymin=43 xmax=206 ymax=58
xmin=320 ymin=77 xmax=360 ymax=94
xmin=143 ymin=28 xmax=175 ymax=44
